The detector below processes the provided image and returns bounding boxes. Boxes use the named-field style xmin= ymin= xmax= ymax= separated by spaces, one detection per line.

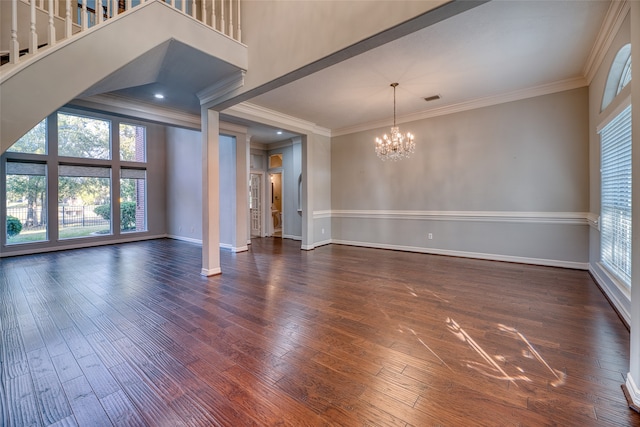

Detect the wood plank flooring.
xmin=1 ymin=237 xmax=638 ymax=426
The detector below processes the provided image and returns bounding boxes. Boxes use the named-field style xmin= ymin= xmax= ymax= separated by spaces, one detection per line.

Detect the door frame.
xmin=268 ymin=169 xmax=284 ymax=237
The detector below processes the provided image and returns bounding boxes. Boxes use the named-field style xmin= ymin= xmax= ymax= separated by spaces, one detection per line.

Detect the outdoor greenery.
xmin=94 ymin=201 xmax=137 ymax=230
xmin=7 ymin=216 xmax=22 ymax=237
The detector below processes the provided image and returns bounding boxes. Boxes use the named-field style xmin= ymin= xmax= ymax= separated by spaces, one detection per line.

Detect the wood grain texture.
xmin=1 ymin=237 xmax=638 ymax=426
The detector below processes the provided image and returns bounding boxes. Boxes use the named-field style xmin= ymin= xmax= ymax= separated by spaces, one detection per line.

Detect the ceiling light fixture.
xmin=154 ymin=93 xmax=165 ymax=99
xmin=375 ymin=83 xmax=415 ymax=161
xmin=277 ymin=131 xmax=283 ymax=135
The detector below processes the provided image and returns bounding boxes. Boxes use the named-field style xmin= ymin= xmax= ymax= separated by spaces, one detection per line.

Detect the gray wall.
xmin=268 ymin=141 xmax=302 ymax=239
xmin=331 ymin=88 xmax=590 ymax=267
xmin=311 ymin=133 xmax=332 ymax=245
xmin=166 ymin=126 xmax=202 ymax=243
xmin=219 ymin=135 xmax=236 ymax=247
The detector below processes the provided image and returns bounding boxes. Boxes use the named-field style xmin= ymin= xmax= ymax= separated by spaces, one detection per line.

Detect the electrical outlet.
xmin=322 ymin=228 xmax=325 ymax=234
xmin=428 ymin=233 xmax=433 ymax=240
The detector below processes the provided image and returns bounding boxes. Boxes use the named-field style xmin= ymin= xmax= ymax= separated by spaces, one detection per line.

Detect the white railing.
xmin=2 ymin=0 xmax=242 ymax=67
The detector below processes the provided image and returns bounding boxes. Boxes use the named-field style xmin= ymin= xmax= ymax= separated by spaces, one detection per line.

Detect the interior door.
xmin=250 ymin=173 xmax=261 ymax=237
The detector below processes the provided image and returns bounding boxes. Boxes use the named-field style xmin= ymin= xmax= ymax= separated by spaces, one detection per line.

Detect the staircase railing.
xmin=1 ymin=0 xmax=243 ymax=68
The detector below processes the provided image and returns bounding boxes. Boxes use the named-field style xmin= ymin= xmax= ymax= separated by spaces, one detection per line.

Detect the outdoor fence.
xmin=7 ymin=205 xmax=110 ymax=230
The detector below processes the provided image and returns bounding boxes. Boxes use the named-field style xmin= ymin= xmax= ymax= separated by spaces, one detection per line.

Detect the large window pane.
xmin=58 ymin=166 xmax=111 ymax=239
xmin=58 ymin=113 xmax=111 ymax=160
xmin=5 ymin=162 xmax=48 ymax=244
xmin=120 ymin=123 xmax=146 ymax=162
xmin=7 ymin=119 xmax=47 ymax=154
xmin=120 ymin=169 xmax=146 ymax=233
xmin=600 ymin=105 xmax=632 ymax=286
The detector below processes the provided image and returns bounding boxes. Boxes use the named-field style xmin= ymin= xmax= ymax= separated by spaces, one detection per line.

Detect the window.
xmin=600 ymin=105 xmax=632 ymax=287
xmin=602 ymin=44 xmax=631 ymax=111
xmin=120 ymin=169 xmax=146 ymax=233
xmin=120 ymin=123 xmax=147 ymax=162
xmin=5 ymin=162 xmax=47 ymax=244
xmin=58 ymin=166 xmax=111 ymax=239
xmin=58 ymin=112 xmax=111 ymax=160
xmin=7 ymin=119 xmax=47 ymax=154
xmin=2 ymin=110 xmax=149 ymax=248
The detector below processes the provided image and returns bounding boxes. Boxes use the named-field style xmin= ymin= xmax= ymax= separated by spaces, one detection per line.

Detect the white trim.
xmin=0 ymin=234 xmax=168 ymax=258
xmin=586 ymin=213 xmax=600 ymax=230
xmin=332 ymin=239 xmax=589 ymax=270
xmin=268 ymin=139 xmax=295 ymax=150
xmin=219 ymin=243 xmax=233 ymax=251
xmin=329 ymin=210 xmax=590 ymax=225
xmin=224 ymin=102 xmax=331 ymax=137
xmin=167 ymin=234 xmax=202 ymax=245
xmin=311 ymin=238 xmax=332 ymax=249
xmin=232 ymin=245 xmax=249 ymax=253
xmin=596 ymin=92 xmax=632 ymax=133
xmin=198 ymin=71 xmax=246 ymax=106
xmin=283 ymin=234 xmax=302 ymax=241
xmin=589 ymin=262 xmax=631 ymax=325
xmin=583 ymin=0 xmax=631 ymax=84
xmin=313 ymin=210 xmax=332 ymax=219
xmin=626 ymin=374 xmax=640 ymax=408
xmin=71 ymin=94 xmax=201 ymax=129
xmin=332 ymin=77 xmax=587 ymax=137
xmin=201 ymin=267 xmax=222 ymax=276
xmin=220 ymin=121 xmax=249 ymax=135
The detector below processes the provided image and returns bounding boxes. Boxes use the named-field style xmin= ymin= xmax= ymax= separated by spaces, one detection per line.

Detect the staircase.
xmin=1 ymin=0 xmax=246 ymax=153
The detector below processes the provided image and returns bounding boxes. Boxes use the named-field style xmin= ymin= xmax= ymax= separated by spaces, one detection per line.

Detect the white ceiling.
xmin=246 ymin=0 xmax=610 ymax=135
xmin=84 ymin=1 xmax=611 ymax=144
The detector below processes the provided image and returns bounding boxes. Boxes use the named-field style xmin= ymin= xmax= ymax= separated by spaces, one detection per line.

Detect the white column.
xmin=626 ymin=0 xmax=640 ymax=410
xmin=201 ymin=108 xmax=222 ymax=276
xmin=234 ymin=133 xmax=249 ymax=252
xmin=301 ymin=134 xmax=314 ymax=250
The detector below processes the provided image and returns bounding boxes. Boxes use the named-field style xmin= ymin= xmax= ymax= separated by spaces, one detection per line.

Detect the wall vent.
xmin=424 ymin=95 xmax=441 ymax=102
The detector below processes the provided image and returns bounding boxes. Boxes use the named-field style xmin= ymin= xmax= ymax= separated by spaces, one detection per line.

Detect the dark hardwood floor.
xmin=1 ymin=238 xmax=638 ymax=426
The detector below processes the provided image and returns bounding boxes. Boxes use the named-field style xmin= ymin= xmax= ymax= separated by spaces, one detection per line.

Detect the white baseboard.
xmin=167 ymin=234 xmax=202 ymax=245
xmin=331 ymin=239 xmax=589 ymax=270
xmin=588 ymin=263 xmax=631 ymax=325
xmin=626 ymin=374 xmax=640 ymax=409
xmin=283 ymin=234 xmax=302 ymax=241
xmin=233 ymin=246 xmax=249 ymax=253
xmin=200 ymin=267 xmax=221 ymax=276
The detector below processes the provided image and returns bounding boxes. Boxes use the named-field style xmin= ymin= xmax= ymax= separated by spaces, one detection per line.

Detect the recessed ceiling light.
xmin=154 ymin=93 xmax=165 ymax=99
xmin=277 ymin=131 xmax=283 ymax=135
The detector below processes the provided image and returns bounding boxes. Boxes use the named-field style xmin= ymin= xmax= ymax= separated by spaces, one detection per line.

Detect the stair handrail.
xmin=3 ymin=0 xmax=243 ymax=68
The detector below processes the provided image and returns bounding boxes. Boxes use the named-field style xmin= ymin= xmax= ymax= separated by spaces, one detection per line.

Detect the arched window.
xmin=601 ymin=44 xmax=631 ymax=111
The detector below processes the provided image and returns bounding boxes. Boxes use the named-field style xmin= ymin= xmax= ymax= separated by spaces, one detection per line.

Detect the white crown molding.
xmin=198 ymin=71 xmax=246 ymax=106
xmin=71 ymin=93 xmax=201 ymax=129
xmin=332 ymin=239 xmax=589 ymax=270
xmin=329 ymin=210 xmax=590 ymax=225
xmin=586 ymin=213 xmax=600 ymax=230
xmin=267 ymin=138 xmax=295 ymax=150
xmin=332 ymin=77 xmax=588 ymax=137
xmin=220 ymin=121 xmax=249 ymax=135
xmin=583 ymin=0 xmax=630 ymax=85
xmin=224 ymin=102 xmax=331 ymax=137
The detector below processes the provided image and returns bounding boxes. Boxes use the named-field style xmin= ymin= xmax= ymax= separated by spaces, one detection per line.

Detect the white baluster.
xmin=220 ymin=0 xmax=225 ymax=35
xmin=182 ymin=0 xmax=186 ymax=13
xmin=112 ymin=0 xmax=118 ymax=17
xmin=54 ymin=0 xmax=59 ymax=16
xmin=170 ymin=0 xmax=175 ymax=7
xmin=202 ymin=0 xmax=207 ymax=25
xmin=229 ymin=0 xmax=233 ymax=39
xmin=191 ymin=0 xmax=196 ymax=18
xmin=211 ymin=0 xmax=216 ymax=30
xmin=65 ymin=0 xmax=71 ymax=37
xmin=38 ymin=0 xmax=44 ymax=8
xmin=30 ymin=0 xmax=38 ymax=53
xmin=48 ymin=0 xmax=56 ymax=45
xmin=96 ymin=0 xmax=102 ymax=23
xmin=10 ymin=0 xmax=19 ymax=64
xmin=81 ymin=0 xmax=88 ymax=30
xmin=237 ymin=0 xmax=241 ymax=42
xmin=126 ymin=0 xmax=131 ymax=10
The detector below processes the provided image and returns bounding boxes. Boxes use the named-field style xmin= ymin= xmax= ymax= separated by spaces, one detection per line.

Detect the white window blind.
xmin=600 ymin=105 xmax=632 ymax=286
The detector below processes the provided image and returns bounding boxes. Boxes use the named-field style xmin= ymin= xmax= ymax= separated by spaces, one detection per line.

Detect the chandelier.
xmin=375 ymin=83 xmax=416 ymax=161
